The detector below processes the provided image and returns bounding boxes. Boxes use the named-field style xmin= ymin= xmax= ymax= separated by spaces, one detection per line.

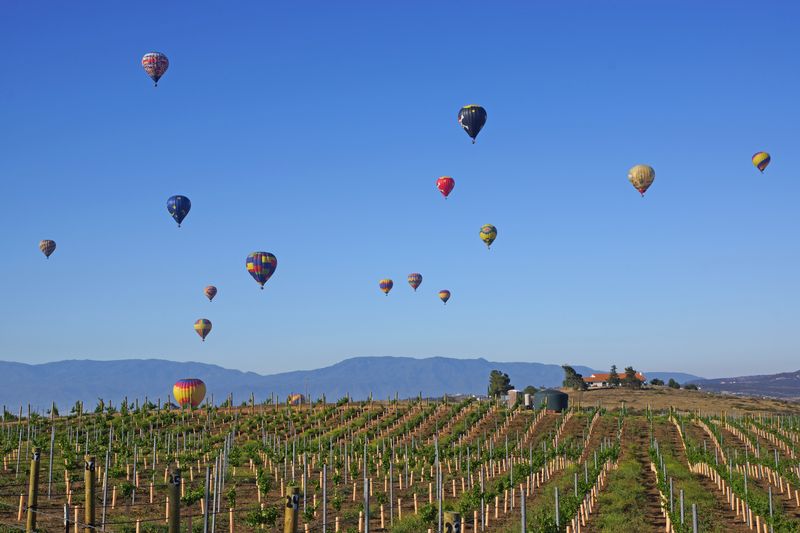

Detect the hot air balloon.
xmin=408 ymin=273 xmax=423 ymax=291
xmin=167 ymin=195 xmax=191 ymax=227
xmin=173 ymin=378 xmax=206 ymax=409
xmin=246 ymin=252 xmax=277 ymax=289
xmin=194 ymin=319 xmax=212 ymax=341
xmin=39 ymin=240 xmax=56 ymax=259
xmin=436 ymin=176 xmax=455 ymax=199
xmin=752 ymin=152 xmax=771 ymax=173
xmin=628 ymin=165 xmax=655 ymax=197
xmin=438 ymin=290 xmax=451 ymax=305
xmin=379 ymin=279 xmax=393 ymax=295
xmin=458 ymin=105 xmax=487 ymax=143
xmin=142 ymin=52 xmax=169 ymax=86
xmin=480 ymin=224 xmax=497 ymax=249
xmin=204 ymin=286 xmax=218 ymax=302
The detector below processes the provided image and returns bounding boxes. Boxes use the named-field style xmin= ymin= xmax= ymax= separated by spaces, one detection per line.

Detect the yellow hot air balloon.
xmin=194 ymin=319 xmax=212 ymax=341
xmin=173 ymin=379 xmax=206 ymax=409
xmin=480 ymin=224 xmax=497 ymax=249
xmin=752 ymin=152 xmax=770 ymax=173
xmin=628 ymin=165 xmax=655 ymax=196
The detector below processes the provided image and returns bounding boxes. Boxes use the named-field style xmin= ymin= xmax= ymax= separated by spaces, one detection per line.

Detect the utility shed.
xmin=532 ymin=389 xmax=569 ymax=412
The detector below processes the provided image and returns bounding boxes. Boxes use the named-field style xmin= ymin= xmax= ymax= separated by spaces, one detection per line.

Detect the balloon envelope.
xmin=246 ymin=252 xmax=277 ymax=289
xmin=194 ymin=319 xmax=212 ymax=341
xmin=173 ymin=378 xmax=206 ymax=408
xmin=379 ymin=279 xmax=393 ymax=295
xmin=167 ymin=195 xmax=191 ymax=227
xmin=436 ymin=176 xmax=455 ymax=199
xmin=752 ymin=152 xmax=771 ymax=172
xmin=438 ymin=290 xmax=451 ymax=304
xmin=39 ymin=240 xmax=56 ymax=258
xmin=408 ymin=273 xmax=422 ymax=291
xmin=458 ymin=105 xmax=487 ymax=143
xmin=142 ymin=52 xmax=169 ymax=86
xmin=627 ymin=165 xmax=655 ymax=196
xmin=480 ymin=224 xmax=497 ymax=249
xmin=204 ymin=286 xmax=217 ymax=301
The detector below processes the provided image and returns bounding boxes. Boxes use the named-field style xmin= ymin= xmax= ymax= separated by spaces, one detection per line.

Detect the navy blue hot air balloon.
xmin=167 ymin=195 xmax=191 ymax=227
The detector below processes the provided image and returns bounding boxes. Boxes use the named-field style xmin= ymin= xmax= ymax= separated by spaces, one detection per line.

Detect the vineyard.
xmin=0 ymin=390 xmax=799 ymax=532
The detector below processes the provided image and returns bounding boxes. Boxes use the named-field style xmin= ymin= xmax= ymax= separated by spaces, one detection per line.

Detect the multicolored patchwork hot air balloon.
xmin=436 ymin=176 xmax=455 ymax=199
xmin=379 ymin=279 xmax=393 ymax=295
xmin=438 ymin=290 xmax=451 ymax=305
xmin=458 ymin=105 xmax=487 ymax=143
xmin=246 ymin=252 xmax=277 ymax=290
xmin=408 ymin=273 xmax=423 ymax=291
xmin=167 ymin=195 xmax=191 ymax=227
xmin=628 ymin=165 xmax=655 ymax=197
xmin=194 ymin=319 xmax=212 ymax=341
xmin=173 ymin=378 xmax=206 ymax=409
xmin=39 ymin=240 xmax=56 ymax=259
xmin=204 ymin=285 xmax=217 ymax=302
xmin=752 ymin=152 xmax=771 ymax=173
xmin=142 ymin=52 xmax=169 ymax=86
xmin=480 ymin=224 xmax=497 ymax=249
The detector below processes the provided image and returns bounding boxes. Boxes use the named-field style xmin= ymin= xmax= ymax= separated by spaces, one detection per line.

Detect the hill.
xmin=0 ymin=356 xmax=706 ymax=411
xmin=689 ymin=370 xmax=800 ymax=400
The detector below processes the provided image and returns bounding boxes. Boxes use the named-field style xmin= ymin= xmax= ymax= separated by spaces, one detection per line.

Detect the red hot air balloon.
xmin=436 ymin=176 xmax=455 ymax=199
xmin=204 ymin=286 xmax=217 ymax=302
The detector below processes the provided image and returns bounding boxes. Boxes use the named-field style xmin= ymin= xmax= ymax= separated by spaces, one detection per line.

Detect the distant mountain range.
xmin=689 ymin=370 xmax=800 ymax=400
xmin=0 ymin=356 xmax=705 ymax=411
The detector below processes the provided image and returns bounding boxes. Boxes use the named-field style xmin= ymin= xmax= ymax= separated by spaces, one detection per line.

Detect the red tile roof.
xmin=585 ymin=372 xmax=646 ymax=383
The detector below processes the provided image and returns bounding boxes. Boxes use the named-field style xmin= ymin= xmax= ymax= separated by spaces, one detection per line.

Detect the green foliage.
xmin=609 ymin=365 xmax=621 ymax=387
xmin=683 ymin=383 xmax=698 ymax=390
xmin=622 ymin=367 xmax=642 ymax=389
xmin=225 ymin=484 xmax=237 ymax=508
xmin=181 ymin=487 xmax=204 ymax=507
xmin=488 ymin=370 xmax=513 ymax=397
xmin=244 ymin=506 xmax=279 ymax=528
xmin=649 ymin=378 xmax=664 ymax=386
xmin=668 ymin=378 xmax=681 ymax=389
xmin=562 ymin=365 xmax=587 ymax=391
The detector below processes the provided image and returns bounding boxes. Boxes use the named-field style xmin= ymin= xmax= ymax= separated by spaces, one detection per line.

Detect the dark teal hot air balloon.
xmin=167 ymin=195 xmax=191 ymax=227
xmin=458 ymin=105 xmax=487 ymax=143
xmin=246 ymin=252 xmax=277 ymax=289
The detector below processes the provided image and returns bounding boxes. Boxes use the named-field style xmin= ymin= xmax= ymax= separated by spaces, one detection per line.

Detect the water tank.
xmin=532 ymin=389 xmax=569 ymax=412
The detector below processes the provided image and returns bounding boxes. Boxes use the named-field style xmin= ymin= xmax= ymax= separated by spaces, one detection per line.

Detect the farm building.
xmin=584 ymin=372 xmax=646 ymax=389
xmin=532 ymin=389 xmax=569 ymax=412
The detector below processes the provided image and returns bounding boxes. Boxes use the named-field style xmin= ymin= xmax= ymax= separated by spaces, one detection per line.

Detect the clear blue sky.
xmin=2 ymin=1 xmax=798 ymax=378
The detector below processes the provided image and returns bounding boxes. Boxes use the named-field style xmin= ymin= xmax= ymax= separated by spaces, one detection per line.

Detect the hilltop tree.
xmin=562 ymin=365 xmax=587 ymax=391
xmin=609 ymin=365 xmax=621 ymax=387
xmin=623 ymin=366 xmax=643 ymax=389
xmin=488 ymin=370 xmax=513 ymax=397
xmin=649 ymin=378 xmax=664 ymax=386
xmin=668 ymin=378 xmax=681 ymax=389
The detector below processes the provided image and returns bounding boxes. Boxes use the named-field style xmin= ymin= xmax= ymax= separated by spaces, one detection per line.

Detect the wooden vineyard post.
xmin=284 ymin=486 xmax=300 ymax=533
xmin=26 ymin=447 xmax=41 ymax=532
xmin=168 ymin=467 xmax=181 ymax=533
xmin=84 ymin=455 xmax=96 ymax=533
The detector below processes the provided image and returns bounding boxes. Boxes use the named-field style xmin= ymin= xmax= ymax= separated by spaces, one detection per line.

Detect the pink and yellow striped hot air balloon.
xmin=173 ymin=378 xmax=206 ymax=409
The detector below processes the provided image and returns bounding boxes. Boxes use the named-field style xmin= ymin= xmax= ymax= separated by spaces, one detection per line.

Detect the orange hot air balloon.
xmin=204 ymin=286 xmax=217 ymax=302
xmin=194 ymin=319 xmax=212 ymax=341
xmin=436 ymin=176 xmax=455 ymax=199
xmin=438 ymin=290 xmax=451 ymax=304
xmin=173 ymin=379 xmax=206 ymax=408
